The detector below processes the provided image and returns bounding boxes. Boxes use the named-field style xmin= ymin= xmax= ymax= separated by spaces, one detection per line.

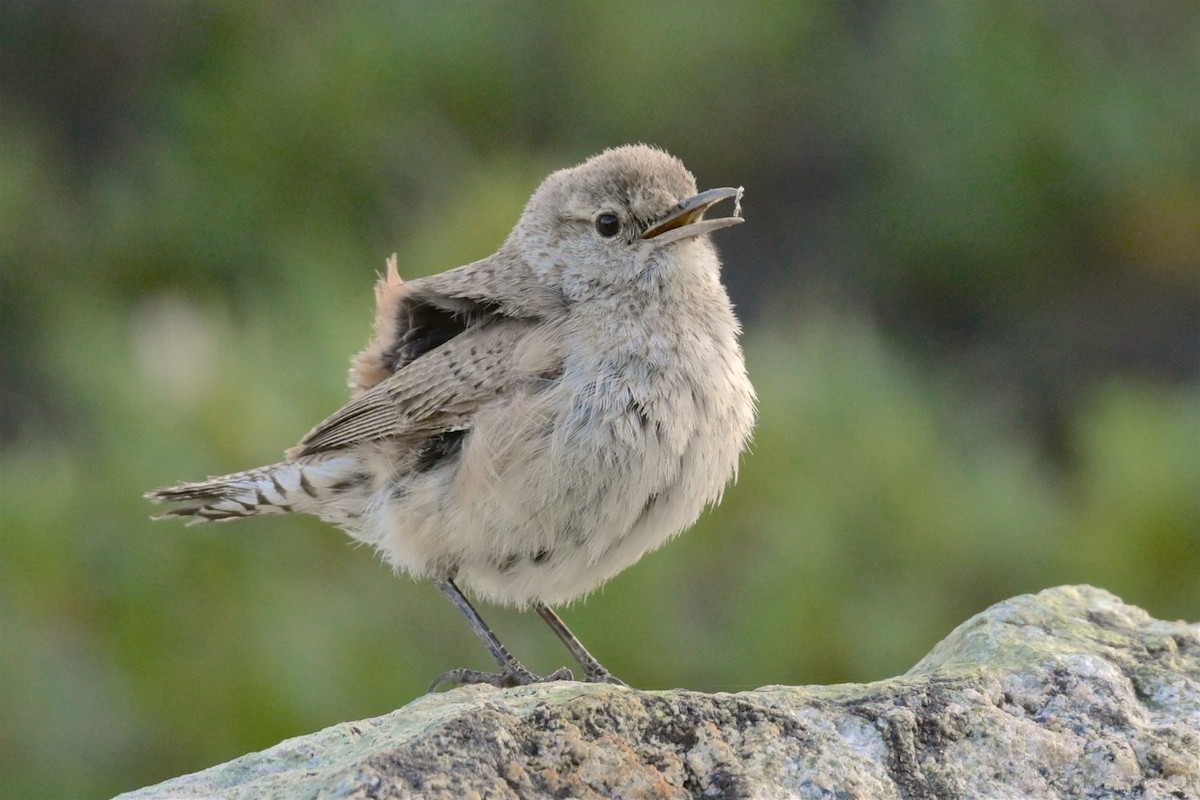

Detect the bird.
xmin=146 ymin=144 xmax=756 ymax=691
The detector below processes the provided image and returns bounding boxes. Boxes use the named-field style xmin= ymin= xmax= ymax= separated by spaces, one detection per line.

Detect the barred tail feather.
xmin=145 ymin=456 xmax=360 ymax=524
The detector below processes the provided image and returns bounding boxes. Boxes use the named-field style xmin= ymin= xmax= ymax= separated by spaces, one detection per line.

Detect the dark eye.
xmin=594 ymin=213 xmax=621 ymax=238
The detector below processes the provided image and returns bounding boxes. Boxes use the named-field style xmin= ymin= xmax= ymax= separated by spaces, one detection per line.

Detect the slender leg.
xmin=428 ymin=580 xmax=573 ymax=692
xmin=535 ymin=603 xmax=627 ymax=686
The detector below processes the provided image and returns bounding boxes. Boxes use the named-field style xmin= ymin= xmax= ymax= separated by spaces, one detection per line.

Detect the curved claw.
xmin=586 ymin=670 xmax=627 ymax=686
xmin=427 ymin=664 xmax=575 ymax=693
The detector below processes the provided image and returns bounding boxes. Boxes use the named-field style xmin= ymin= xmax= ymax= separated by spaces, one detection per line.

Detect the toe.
xmin=586 ymin=671 xmax=627 ymax=686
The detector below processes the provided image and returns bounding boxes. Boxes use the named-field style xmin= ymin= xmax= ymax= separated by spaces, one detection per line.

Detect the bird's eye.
xmin=594 ymin=213 xmax=621 ymax=238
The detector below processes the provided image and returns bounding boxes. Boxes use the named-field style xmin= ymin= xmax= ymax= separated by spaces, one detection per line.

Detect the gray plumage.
xmin=147 ymin=144 xmax=755 ymax=688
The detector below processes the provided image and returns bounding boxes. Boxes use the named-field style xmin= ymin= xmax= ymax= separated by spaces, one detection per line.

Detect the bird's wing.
xmin=292 ymin=316 xmax=552 ymax=457
xmin=349 ymin=253 xmax=564 ymax=396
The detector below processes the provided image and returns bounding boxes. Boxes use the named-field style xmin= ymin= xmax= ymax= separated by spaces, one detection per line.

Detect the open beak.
xmin=641 ymin=186 xmax=745 ymax=245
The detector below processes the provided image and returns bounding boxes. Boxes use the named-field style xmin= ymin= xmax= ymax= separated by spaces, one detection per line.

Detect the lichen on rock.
xmin=115 ymin=586 xmax=1199 ymax=799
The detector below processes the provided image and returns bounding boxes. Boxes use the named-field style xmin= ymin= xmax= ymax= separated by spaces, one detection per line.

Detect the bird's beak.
xmin=641 ymin=186 xmax=745 ymax=245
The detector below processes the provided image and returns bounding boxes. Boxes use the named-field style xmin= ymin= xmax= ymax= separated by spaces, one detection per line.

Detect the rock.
xmin=116 ymin=586 xmax=1198 ymax=799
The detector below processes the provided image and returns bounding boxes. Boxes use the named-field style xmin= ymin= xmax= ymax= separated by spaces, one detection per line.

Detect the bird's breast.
xmin=556 ymin=296 xmax=752 ymax=488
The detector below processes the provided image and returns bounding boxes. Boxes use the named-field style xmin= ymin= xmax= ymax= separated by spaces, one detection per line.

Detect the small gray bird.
xmin=147 ymin=144 xmax=755 ymax=690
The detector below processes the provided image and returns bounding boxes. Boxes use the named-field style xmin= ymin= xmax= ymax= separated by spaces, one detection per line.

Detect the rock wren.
xmin=147 ymin=144 xmax=755 ymax=690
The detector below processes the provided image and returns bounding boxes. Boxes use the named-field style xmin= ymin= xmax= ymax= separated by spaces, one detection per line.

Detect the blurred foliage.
xmin=1 ymin=2 xmax=1197 ymax=797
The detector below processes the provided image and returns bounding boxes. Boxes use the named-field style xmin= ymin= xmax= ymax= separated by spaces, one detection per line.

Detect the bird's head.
xmin=513 ymin=144 xmax=743 ymax=296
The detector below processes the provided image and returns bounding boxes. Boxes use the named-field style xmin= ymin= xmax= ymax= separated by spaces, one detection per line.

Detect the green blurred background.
xmin=2 ymin=2 xmax=1197 ymax=796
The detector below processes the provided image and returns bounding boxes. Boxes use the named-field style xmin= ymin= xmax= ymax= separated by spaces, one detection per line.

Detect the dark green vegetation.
xmin=1 ymin=3 xmax=1196 ymax=797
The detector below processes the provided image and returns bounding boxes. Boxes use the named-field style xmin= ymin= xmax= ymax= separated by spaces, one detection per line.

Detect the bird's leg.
xmin=428 ymin=580 xmax=573 ymax=692
xmin=535 ymin=603 xmax=627 ymax=686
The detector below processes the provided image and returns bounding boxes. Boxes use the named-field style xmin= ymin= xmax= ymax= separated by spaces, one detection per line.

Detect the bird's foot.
xmin=428 ymin=664 xmax=574 ymax=693
xmin=584 ymin=668 xmax=627 ymax=686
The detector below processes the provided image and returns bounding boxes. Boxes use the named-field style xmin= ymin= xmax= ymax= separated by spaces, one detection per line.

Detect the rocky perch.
xmin=118 ymin=586 xmax=1198 ymax=799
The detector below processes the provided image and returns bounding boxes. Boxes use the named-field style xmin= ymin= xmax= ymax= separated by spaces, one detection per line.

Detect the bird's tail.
xmin=145 ymin=456 xmax=362 ymax=524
